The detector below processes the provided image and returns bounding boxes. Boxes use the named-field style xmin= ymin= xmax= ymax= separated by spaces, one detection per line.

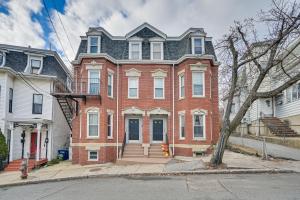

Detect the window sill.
xmin=128 ymin=97 xmax=139 ymax=99
xmin=154 ymin=97 xmax=165 ymax=100
xmin=88 ymin=159 xmax=98 ymax=161
xmin=179 ymin=137 xmax=185 ymax=140
xmin=179 ymin=97 xmax=185 ymax=100
xmin=108 ymin=96 xmax=114 ymax=99
xmin=107 ymin=137 xmax=113 ymax=140
xmin=192 ymin=95 xmax=205 ymax=98
xmin=87 ymin=136 xmax=100 ymax=139
xmin=193 ymin=138 xmax=206 ymax=141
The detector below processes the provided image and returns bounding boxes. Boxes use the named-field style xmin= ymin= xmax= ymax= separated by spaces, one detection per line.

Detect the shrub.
xmin=0 ymin=129 xmax=8 ymax=160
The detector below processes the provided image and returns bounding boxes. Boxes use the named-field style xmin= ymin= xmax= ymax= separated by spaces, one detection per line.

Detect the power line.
xmin=42 ymin=0 xmax=71 ymax=64
xmin=52 ymin=0 xmax=76 ymax=56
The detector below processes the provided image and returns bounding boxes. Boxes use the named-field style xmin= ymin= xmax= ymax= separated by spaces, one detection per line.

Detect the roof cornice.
xmin=72 ymin=53 xmax=220 ymax=66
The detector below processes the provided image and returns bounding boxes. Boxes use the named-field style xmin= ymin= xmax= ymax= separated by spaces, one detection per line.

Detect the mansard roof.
xmin=75 ymin=22 xmax=216 ymax=62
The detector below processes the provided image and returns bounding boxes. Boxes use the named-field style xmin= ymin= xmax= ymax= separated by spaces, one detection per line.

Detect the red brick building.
xmin=69 ymin=23 xmax=219 ymax=165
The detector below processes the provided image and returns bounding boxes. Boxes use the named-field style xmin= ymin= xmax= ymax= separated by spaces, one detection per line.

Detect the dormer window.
xmin=129 ymin=42 xmax=142 ymax=60
xmin=30 ymin=58 xmax=41 ymax=74
xmin=88 ymin=36 xmax=101 ymax=54
xmin=151 ymin=42 xmax=163 ymax=60
xmin=192 ymin=37 xmax=204 ymax=55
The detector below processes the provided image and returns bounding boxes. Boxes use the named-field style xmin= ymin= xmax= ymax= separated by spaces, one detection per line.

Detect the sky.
xmin=0 ymin=0 xmax=274 ymax=66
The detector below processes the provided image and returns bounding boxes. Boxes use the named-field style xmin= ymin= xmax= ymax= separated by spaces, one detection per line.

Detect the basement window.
xmin=88 ymin=151 xmax=98 ymax=161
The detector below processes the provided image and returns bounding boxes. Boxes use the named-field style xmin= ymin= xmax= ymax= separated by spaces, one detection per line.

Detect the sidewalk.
xmin=229 ymin=136 xmax=300 ymax=160
xmin=0 ymin=150 xmax=299 ymax=187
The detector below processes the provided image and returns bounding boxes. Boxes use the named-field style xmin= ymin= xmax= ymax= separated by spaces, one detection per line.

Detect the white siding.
xmin=13 ymin=78 xmax=53 ymax=120
xmin=51 ymin=98 xmax=70 ymax=160
xmin=276 ymin=100 xmax=300 ymax=118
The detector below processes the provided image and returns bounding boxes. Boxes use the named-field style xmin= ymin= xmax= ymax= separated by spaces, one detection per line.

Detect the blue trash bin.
xmin=58 ymin=149 xmax=69 ymax=160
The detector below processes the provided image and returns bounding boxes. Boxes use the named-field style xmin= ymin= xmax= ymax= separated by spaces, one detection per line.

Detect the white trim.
xmin=153 ymin=77 xmax=165 ymax=99
xmin=73 ymin=53 xmax=220 ymax=66
xmin=129 ymin=41 xmax=142 ymax=60
xmin=191 ymin=37 xmax=205 ymax=55
xmin=87 ymin=110 xmax=99 ymax=139
xmin=88 ymin=150 xmax=98 ymax=161
xmin=147 ymin=107 xmax=170 ymax=116
xmin=107 ymin=113 xmax=113 ymax=139
xmin=122 ymin=107 xmax=145 ymax=116
xmin=192 ymin=71 xmax=205 ymax=97
xmin=128 ymin=77 xmax=139 ymax=99
xmin=177 ymin=69 xmax=185 ymax=75
xmin=0 ymin=51 xmax=6 ymax=67
xmin=151 ymin=69 xmax=167 ymax=77
xmin=88 ymin=69 xmax=101 ymax=94
xmin=179 ymin=113 xmax=185 ymax=140
xmin=107 ymin=72 xmax=113 ymax=98
xmin=150 ymin=42 xmax=164 ymax=60
xmin=87 ymin=36 xmax=101 ymax=54
xmin=125 ymin=68 xmax=141 ymax=77
xmin=192 ymin=113 xmax=206 ymax=141
xmin=24 ymin=55 xmax=43 ymax=74
xmin=179 ymin=73 xmax=185 ymax=99
xmin=190 ymin=62 xmax=208 ymax=71
xmin=125 ymin=22 xmax=167 ymax=39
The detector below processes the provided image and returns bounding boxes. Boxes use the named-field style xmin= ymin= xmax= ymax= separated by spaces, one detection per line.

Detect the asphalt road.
xmin=229 ymin=136 xmax=300 ymax=160
xmin=1 ymin=174 xmax=300 ymax=200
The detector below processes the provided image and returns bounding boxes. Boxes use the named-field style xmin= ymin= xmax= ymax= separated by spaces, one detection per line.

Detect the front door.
xmin=128 ymin=119 xmax=140 ymax=142
xmin=30 ymin=132 xmax=37 ymax=159
xmin=152 ymin=119 xmax=164 ymax=142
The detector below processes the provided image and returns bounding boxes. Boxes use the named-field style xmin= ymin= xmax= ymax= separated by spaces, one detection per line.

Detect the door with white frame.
xmin=125 ymin=116 xmax=142 ymax=143
xmin=150 ymin=116 xmax=166 ymax=143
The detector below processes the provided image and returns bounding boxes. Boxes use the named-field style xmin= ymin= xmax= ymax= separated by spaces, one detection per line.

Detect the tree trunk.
xmin=210 ymin=123 xmax=231 ymax=166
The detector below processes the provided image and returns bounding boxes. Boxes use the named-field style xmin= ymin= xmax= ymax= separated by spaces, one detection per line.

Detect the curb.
xmin=0 ymin=168 xmax=296 ymax=188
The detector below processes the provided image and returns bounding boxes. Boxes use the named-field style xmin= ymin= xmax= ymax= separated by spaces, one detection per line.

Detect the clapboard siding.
xmin=276 ymin=99 xmax=300 ymax=118
xmin=13 ymin=78 xmax=53 ymax=120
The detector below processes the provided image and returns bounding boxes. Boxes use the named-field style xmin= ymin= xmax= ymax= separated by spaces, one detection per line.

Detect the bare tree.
xmin=211 ymin=0 xmax=300 ymax=166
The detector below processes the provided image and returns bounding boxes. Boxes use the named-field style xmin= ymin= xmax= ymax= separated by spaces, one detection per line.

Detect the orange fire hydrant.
xmin=20 ymin=158 xmax=28 ymax=179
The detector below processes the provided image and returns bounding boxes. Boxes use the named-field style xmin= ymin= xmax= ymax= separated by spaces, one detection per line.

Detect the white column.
xmin=9 ymin=122 xmax=14 ymax=162
xmin=36 ymin=123 xmax=42 ymax=161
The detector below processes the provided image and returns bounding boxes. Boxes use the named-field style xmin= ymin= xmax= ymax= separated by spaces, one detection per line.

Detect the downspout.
xmin=172 ymin=63 xmax=175 ymax=156
xmin=116 ymin=63 xmax=120 ymax=159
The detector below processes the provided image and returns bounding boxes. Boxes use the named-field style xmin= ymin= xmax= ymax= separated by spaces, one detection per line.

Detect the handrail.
xmin=121 ymin=132 xmax=126 ymax=158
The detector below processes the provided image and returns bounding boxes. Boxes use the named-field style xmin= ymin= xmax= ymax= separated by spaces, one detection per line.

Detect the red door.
xmin=30 ymin=132 xmax=37 ymax=159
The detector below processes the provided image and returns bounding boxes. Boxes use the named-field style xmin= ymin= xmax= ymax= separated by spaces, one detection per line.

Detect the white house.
xmin=224 ymin=37 xmax=300 ymax=136
xmin=0 ymin=44 xmax=72 ymax=170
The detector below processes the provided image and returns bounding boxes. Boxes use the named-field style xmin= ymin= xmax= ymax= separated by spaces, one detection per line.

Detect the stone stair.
xmin=261 ymin=117 xmax=298 ymax=137
xmin=148 ymin=144 xmax=165 ymax=158
xmin=122 ymin=144 xmax=144 ymax=158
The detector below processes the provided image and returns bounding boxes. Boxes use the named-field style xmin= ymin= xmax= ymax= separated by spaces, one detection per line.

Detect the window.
xmin=88 ymin=36 xmax=100 ymax=53
xmin=192 ymin=38 xmax=203 ymax=54
xmin=0 ymin=52 xmax=4 ymax=67
xmin=88 ymin=70 xmax=100 ymax=94
xmin=179 ymin=114 xmax=185 ymax=139
xmin=107 ymin=73 xmax=113 ymax=98
xmin=179 ymin=74 xmax=185 ymax=98
xmin=128 ymin=77 xmax=138 ymax=98
xmin=32 ymin=94 xmax=43 ymax=114
xmin=192 ymin=72 xmax=204 ymax=97
xmin=107 ymin=114 xmax=113 ymax=139
xmin=193 ymin=114 xmax=205 ymax=139
xmin=151 ymin=42 xmax=163 ymax=60
xmin=87 ymin=111 xmax=99 ymax=138
xmin=154 ymin=77 xmax=164 ymax=99
xmin=30 ymin=59 xmax=41 ymax=74
xmin=88 ymin=151 xmax=98 ymax=161
xmin=292 ymin=83 xmax=300 ymax=101
xmin=129 ymin=42 xmax=141 ymax=60
xmin=286 ymin=87 xmax=292 ymax=103
xmin=9 ymin=88 xmax=13 ymax=113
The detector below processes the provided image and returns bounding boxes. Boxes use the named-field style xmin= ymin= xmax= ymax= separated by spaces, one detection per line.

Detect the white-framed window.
xmin=88 ymin=70 xmax=100 ymax=94
xmin=129 ymin=42 xmax=142 ymax=60
xmin=285 ymin=83 xmax=300 ymax=103
xmin=179 ymin=74 xmax=185 ymax=99
xmin=88 ymin=150 xmax=98 ymax=161
xmin=87 ymin=111 xmax=99 ymax=138
xmin=107 ymin=113 xmax=113 ymax=139
xmin=193 ymin=114 xmax=205 ymax=140
xmin=179 ymin=114 xmax=185 ymax=139
xmin=128 ymin=77 xmax=139 ymax=98
xmin=0 ymin=51 xmax=5 ymax=67
xmin=154 ymin=77 xmax=164 ymax=99
xmin=32 ymin=94 xmax=43 ymax=114
xmin=29 ymin=56 xmax=43 ymax=74
xmin=88 ymin=36 xmax=101 ymax=53
xmin=107 ymin=73 xmax=113 ymax=98
xmin=192 ymin=71 xmax=204 ymax=97
xmin=151 ymin=42 xmax=163 ymax=60
xmin=191 ymin=37 xmax=204 ymax=55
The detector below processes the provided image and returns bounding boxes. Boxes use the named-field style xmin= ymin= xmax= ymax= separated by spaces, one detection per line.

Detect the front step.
xmin=262 ymin=117 xmax=299 ymax=137
xmin=122 ymin=144 xmax=144 ymax=158
xmin=149 ymin=144 xmax=165 ymax=158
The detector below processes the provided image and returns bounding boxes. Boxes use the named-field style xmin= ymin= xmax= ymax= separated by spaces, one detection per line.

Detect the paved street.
xmin=0 ymin=174 xmax=300 ymax=200
xmin=229 ymin=136 xmax=300 ymax=160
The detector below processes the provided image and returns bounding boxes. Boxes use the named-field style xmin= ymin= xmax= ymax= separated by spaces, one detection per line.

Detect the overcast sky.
xmin=0 ymin=0 xmax=274 ymax=65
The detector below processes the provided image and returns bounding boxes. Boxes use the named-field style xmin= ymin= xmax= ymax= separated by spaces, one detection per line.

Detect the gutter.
xmin=116 ymin=62 xmax=120 ymax=159
xmin=172 ymin=63 xmax=175 ymax=155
